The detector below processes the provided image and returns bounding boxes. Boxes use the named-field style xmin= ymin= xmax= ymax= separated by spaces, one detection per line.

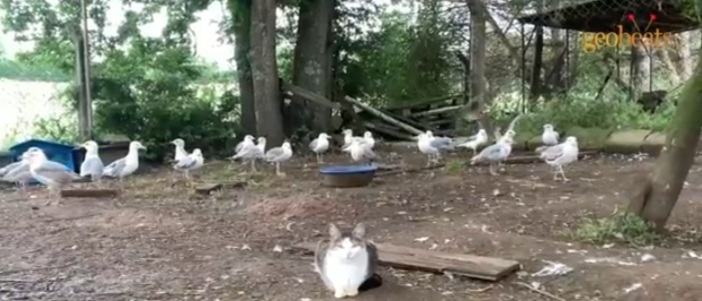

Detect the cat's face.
xmin=328 ymin=223 xmax=366 ymax=259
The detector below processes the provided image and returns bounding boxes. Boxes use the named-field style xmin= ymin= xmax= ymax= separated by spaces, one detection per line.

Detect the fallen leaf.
xmin=414 ymin=236 xmax=429 ymax=242
xmin=273 ymin=245 xmax=283 ymax=253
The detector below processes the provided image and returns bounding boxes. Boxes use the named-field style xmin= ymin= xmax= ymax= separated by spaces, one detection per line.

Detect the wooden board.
xmin=294 ymin=242 xmax=519 ymax=282
xmin=60 ymin=189 xmax=119 ymax=198
xmin=470 ymin=151 xmax=598 ymax=165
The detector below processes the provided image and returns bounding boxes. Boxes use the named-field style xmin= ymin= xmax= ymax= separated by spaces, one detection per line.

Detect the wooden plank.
xmin=60 ymin=189 xmax=119 ymax=198
xmin=344 ymin=96 xmax=423 ymax=135
xmin=385 ymin=94 xmax=461 ymax=111
xmin=282 ymin=82 xmax=341 ymax=109
xmin=409 ymin=105 xmax=462 ymax=118
xmin=294 ymin=242 xmax=519 ymax=282
xmin=363 ymin=122 xmax=415 ymax=141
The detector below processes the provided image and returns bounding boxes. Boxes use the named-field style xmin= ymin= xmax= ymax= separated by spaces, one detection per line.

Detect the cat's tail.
xmin=359 ymin=273 xmax=383 ymax=292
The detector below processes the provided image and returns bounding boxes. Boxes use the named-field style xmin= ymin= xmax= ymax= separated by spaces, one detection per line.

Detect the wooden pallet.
xmin=60 ymin=189 xmax=119 ymax=198
xmin=294 ymin=242 xmax=519 ymax=282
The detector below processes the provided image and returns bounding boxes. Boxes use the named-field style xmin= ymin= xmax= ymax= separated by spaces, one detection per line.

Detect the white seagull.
xmin=342 ymin=137 xmax=376 ymax=165
xmin=341 ymin=129 xmax=354 ymax=149
xmin=170 ymin=138 xmax=188 ymax=162
xmin=0 ymin=147 xmax=40 ymax=191
xmin=79 ymin=141 xmax=104 ymax=182
xmin=103 ymin=141 xmax=147 ymax=182
xmin=417 ymin=131 xmax=454 ymax=167
xmin=538 ymin=136 xmax=579 ymax=181
xmin=363 ymin=131 xmax=375 ymax=149
xmin=265 ymin=140 xmax=293 ymax=176
xmin=232 ymin=137 xmax=266 ymax=172
xmin=471 ymin=132 xmax=514 ymax=176
xmin=541 ymin=124 xmax=560 ymax=146
xmin=309 ymin=133 xmax=331 ymax=163
xmin=458 ymin=129 xmax=488 ymax=155
xmin=173 ymin=148 xmax=204 ymax=179
xmin=24 ymin=147 xmax=80 ymax=202
xmin=235 ymin=135 xmax=255 ymax=154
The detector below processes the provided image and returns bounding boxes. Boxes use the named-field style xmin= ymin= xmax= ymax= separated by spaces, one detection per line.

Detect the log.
xmin=60 ymin=189 xmax=119 ymax=198
xmin=376 ymin=164 xmax=446 ymax=176
xmin=294 ymin=242 xmax=519 ymax=282
xmin=363 ymin=122 xmax=415 ymax=141
xmin=385 ymin=94 xmax=461 ymax=111
xmin=344 ymin=96 xmax=423 ymax=135
xmin=282 ymin=82 xmax=341 ymax=109
xmin=409 ymin=105 xmax=462 ymax=118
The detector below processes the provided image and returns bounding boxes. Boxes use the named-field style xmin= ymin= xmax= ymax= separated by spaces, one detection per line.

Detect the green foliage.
xmin=445 ymin=159 xmax=464 ymax=174
xmin=573 ymin=211 xmax=661 ymax=246
xmin=92 ymin=37 xmax=239 ymax=160
xmin=342 ymin=1 xmax=462 ymax=107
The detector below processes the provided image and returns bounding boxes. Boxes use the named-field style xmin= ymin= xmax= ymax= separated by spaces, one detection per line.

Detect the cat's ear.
xmin=329 ymin=223 xmax=341 ymax=240
xmin=352 ymin=223 xmax=366 ymax=239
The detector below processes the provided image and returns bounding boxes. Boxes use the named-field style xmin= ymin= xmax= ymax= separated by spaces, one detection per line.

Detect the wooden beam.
xmin=60 ymin=189 xmax=118 ymax=198
xmin=282 ymin=82 xmax=341 ymax=109
xmin=385 ymin=94 xmax=461 ymax=111
xmin=363 ymin=122 xmax=414 ymax=141
xmin=470 ymin=151 xmax=598 ymax=165
xmin=294 ymin=242 xmax=519 ymax=282
xmin=344 ymin=96 xmax=423 ymax=135
xmin=410 ymin=105 xmax=462 ymax=118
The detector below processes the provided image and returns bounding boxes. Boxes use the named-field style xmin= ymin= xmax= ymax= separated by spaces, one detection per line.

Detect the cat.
xmin=314 ymin=223 xmax=381 ymax=298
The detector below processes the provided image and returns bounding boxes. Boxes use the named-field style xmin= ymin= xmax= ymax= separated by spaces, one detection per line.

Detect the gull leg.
xmin=275 ymin=162 xmax=281 ymax=176
xmin=489 ymin=163 xmax=498 ymax=176
xmin=552 ymin=166 xmax=559 ymax=181
xmin=559 ymin=165 xmax=569 ymax=182
xmin=425 ymin=155 xmax=431 ymax=168
xmin=319 ymin=153 xmax=324 ymax=164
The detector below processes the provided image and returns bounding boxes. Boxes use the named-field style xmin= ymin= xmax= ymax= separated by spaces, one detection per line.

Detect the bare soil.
xmin=2 ymin=147 xmax=702 ymax=301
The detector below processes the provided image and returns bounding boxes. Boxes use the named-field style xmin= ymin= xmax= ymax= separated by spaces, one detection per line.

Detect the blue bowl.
xmin=320 ymin=164 xmax=377 ymax=187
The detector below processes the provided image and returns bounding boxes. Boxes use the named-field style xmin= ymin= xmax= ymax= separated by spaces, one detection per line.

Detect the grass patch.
xmin=573 ymin=211 xmax=660 ymax=246
xmin=445 ymin=159 xmax=464 ymax=174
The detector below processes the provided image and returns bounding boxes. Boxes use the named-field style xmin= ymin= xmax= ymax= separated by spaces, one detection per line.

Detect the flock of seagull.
xmin=0 ymin=120 xmax=580 ymax=202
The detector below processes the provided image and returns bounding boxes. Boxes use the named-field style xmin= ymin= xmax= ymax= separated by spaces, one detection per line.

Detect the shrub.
xmin=573 ymin=211 xmax=660 ymax=246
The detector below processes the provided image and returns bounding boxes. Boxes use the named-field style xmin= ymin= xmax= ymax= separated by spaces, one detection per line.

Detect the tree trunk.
xmin=250 ymin=0 xmax=285 ymax=146
xmin=628 ymin=21 xmax=702 ymax=230
xmin=529 ymin=0 xmax=544 ymax=102
xmin=631 ymin=44 xmax=651 ymax=98
xmin=230 ymin=0 xmax=256 ymax=135
xmin=73 ymin=28 xmax=90 ymax=141
xmin=291 ymin=0 xmax=335 ymax=133
xmin=465 ymin=0 xmax=488 ymax=130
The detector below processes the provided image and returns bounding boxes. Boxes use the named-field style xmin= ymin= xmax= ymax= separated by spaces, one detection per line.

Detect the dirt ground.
xmin=2 ymin=145 xmax=702 ymax=301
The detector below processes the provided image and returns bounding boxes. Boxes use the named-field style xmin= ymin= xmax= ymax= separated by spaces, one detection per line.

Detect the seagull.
xmin=342 ymin=137 xmax=376 ymax=165
xmin=170 ymin=138 xmax=188 ymax=162
xmin=264 ymin=140 xmax=293 ymax=176
xmin=309 ymin=133 xmax=330 ymax=163
xmin=342 ymin=129 xmax=354 ymax=149
xmin=24 ymin=147 xmax=80 ymax=202
xmin=235 ymin=135 xmax=255 ymax=154
xmin=541 ymin=124 xmax=560 ymax=146
xmin=417 ymin=131 xmax=454 ymax=167
xmin=0 ymin=147 xmax=39 ymax=191
xmin=79 ymin=141 xmax=104 ymax=182
xmin=458 ymin=129 xmax=488 ymax=155
xmin=363 ymin=131 xmax=375 ymax=149
xmin=173 ymin=148 xmax=204 ymax=179
xmin=103 ymin=141 xmax=147 ymax=183
xmin=538 ymin=136 xmax=579 ymax=181
xmin=232 ymin=137 xmax=266 ymax=172
xmin=471 ymin=133 xmax=514 ymax=176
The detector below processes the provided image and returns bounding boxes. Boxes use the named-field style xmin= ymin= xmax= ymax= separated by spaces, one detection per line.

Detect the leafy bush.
xmin=573 ymin=211 xmax=660 ymax=246
xmin=92 ymin=38 xmax=239 ymax=160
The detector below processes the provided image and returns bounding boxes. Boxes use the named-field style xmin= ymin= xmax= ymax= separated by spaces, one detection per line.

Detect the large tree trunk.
xmin=250 ymin=0 xmax=285 ymax=146
xmin=73 ymin=28 xmax=91 ymax=141
xmin=465 ymin=0 xmax=488 ymax=130
xmin=628 ymin=22 xmax=702 ymax=230
xmin=230 ymin=0 xmax=256 ymax=135
xmin=291 ymin=0 xmax=334 ymax=133
xmin=529 ymin=0 xmax=544 ymax=102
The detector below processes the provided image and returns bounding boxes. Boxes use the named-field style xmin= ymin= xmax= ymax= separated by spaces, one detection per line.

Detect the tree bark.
xmin=230 ymin=0 xmax=256 ymax=136
xmin=529 ymin=0 xmax=544 ymax=102
xmin=73 ymin=28 xmax=90 ymax=141
xmin=250 ymin=0 xmax=285 ymax=146
xmin=465 ymin=0 xmax=488 ymax=130
xmin=628 ymin=16 xmax=702 ymax=230
xmin=291 ymin=0 xmax=335 ymax=134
